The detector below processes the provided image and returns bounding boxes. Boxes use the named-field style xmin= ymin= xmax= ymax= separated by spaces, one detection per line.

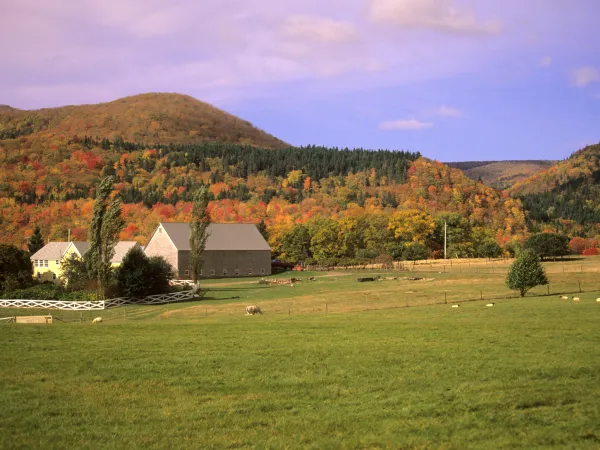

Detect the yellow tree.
xmin=388 ymin=209 xmax=435 ymax=243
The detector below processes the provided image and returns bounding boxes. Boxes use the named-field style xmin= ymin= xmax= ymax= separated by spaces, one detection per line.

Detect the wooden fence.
xmin=0 ymin=290 xmax=195 ymax=311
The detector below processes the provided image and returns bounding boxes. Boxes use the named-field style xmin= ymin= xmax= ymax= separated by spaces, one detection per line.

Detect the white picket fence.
xmin=0 ymin=290 xmax=195 ymax=311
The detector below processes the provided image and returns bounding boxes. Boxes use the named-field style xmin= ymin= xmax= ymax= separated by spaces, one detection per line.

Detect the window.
xmin=210 ymin=269 xmax=215 ymax=276
xmin=261 ymin=269 xmax=265 ymax=275
xmin=44 ymin=260 xmax=48 ymax=267
xmin=52 ymin=274 xmax=57 ymax=280
xmin=234 ymin=269 xmax=239 ymax=276
xmin=184 ymin=270 xmax=189 ymax=276
xmin=248 ymin=269 xmax=253 ymax=275
xmin=199 ymin=270 xmax=203 ymax=276
xmin=222 ymin=269 xmax=228 ymax=276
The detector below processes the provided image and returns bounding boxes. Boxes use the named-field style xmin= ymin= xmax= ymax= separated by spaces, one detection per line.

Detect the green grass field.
xmin=1 ymin=257 xmax=600 ymax=448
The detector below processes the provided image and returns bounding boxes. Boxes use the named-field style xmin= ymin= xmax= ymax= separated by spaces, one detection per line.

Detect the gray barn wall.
xmin=144 ymin=227 xmax=179 ymax=273
xmin=177 ymin=250 xmax=271 ymax=279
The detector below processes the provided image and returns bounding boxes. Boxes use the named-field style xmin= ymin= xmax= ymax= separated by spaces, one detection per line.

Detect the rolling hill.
xmin=445 ymin=160 xmax=557 ymax=189
xmin=508 ymin=143 xmax=600 ymax=234
xmin=0 ymin=93 xmax=288 ymax=148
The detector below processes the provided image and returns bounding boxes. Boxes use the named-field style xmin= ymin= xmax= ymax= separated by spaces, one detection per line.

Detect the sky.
xmin=1 ymin=0 xmax=599 ymax=161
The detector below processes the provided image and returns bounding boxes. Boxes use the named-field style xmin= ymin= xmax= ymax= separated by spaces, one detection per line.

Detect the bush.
xmin=478 ymin=240 xmax=502 ymax=260
xmin=402 ymin=243 xmax=430 ymax=262
xmin=524 ymin=233 xmax=570 ymax=260
xmin=0 ymin=244 xmax=33 ymax=293
xmin=582 ymin=248 xmax=598 ymax=256
xmin=0 ymin=284 xmax=98 ymax=301
xmin=115 ymin=247 xmax=174 ymax=297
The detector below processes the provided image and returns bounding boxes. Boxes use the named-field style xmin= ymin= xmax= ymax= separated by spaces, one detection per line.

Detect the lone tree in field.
xmin=87 ymin=176 xmax=125 ymax=297
xmin=189 ymin=185 xmax=211 ymax=288
xmin=27 ymin=226 xmax=44 ymax=255
xmin=506 ymin=249 xmax=548 ymax=297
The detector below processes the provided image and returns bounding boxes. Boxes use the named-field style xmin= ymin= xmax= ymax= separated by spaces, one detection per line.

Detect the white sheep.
xmin=486 ymin=303 xmax=495 ymax=307
xmin=245 ymin=305 xmax=262 ymax=315
xmin=91 ymin=317 xmax=102 ymax=324
xmin=597 ymin=298 xmax=600 ymax=303
xmin=451 ymin=304 xmax=460 ymax=308
xmin=559 ymin=296 xmax=569 ymax=300
xmin=572 ymin=297 xmax=580 ymax=303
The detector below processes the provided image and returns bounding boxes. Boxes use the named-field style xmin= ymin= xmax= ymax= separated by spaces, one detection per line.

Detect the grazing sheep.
xmin=559 ymin=296 xmax=569 ymax=300
xmin=451 ymin=304 xmax=460 ymax=308
xmin=245 ymin=305 xmax=262 ymax=315
xmin=572 ymin=297 xmax=580 ymax=302
xmin=486 ymin=303 xmax=495 ymax=307
xmin=91 ymin=317 xmax=102 ymax=324
xmin=597 ymin=298 xmax=600 ymax=303
xmin=290 ymin=283 xmax=294 ymax=288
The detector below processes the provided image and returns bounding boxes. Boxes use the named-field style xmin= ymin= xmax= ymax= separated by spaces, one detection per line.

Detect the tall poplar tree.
xmin=87 ymin=176 xmax=124 ymax=296
xmin=189 ymin=185 xmax=211 ymax=288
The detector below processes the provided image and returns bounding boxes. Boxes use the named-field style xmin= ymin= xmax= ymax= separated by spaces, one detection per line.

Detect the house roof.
xmin=64 ymin=241 xmax=138 ymax=263
xmin=158 ymin=223 xmax=271 ymax=251
xmin=68 ymin=241 xmax=90 ymax=257
xmin=112 ymin=241 xmax=138 ymax=263
xmin=30 ymin=242 xmax=71 ymax=261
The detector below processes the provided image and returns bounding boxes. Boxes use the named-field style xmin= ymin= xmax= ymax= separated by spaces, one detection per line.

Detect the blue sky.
xmin=1 ymin=0 xmax=599 ymax=161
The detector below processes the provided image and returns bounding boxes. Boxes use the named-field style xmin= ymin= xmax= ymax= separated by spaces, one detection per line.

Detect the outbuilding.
xmin=144 ymin=223 xmax=271 ymax=279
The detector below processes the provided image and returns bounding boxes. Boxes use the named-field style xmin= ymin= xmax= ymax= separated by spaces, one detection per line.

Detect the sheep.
xmin=451 ymin=304 xmax=460 ymax=308
xmin=485 ymin=303 xmax=495 ymax=307
xmin=245 ymin=305 xmax=262 ymax=315
xmin=91 ymin=317 xmax=102 ymax=324
xmin=572 ymin=297 xmax=580 ymax=303
xmin=597 ymin=298 xmax=600 ymax=303
xmin=558 ymin=296 xmax=569 ymax=300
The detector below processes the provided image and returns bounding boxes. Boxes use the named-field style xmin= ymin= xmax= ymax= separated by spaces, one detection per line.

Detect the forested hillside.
xmin=0 ymin=94 xmax=530 ymax=263
xmin=0 ymin=93 xmax=287 ymax=148
xmin=446 ymin=160 xmax=556 ymax=189
xmin=510 ymin=144 xmax=600 ymax=236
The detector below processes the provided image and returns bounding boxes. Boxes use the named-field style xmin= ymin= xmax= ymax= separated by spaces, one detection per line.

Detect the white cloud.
xmin=571 ymin=66 xmax=600 ymax=87
xmin=379 ymin=119 xmax=434 ymax=130
xmin=433 ymin=105 xmax=462 ymax=117
xmin=539 ymin=56 xmax=552 ymax=67
xmin=281 ymin=15 xmax=359 ymax=44
xmin=367 ymin=0 xmax=502 ymax=35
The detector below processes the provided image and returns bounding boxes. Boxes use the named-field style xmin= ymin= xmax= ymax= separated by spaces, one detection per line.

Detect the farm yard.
xmin=1 ymin=256 xmax=600 ymax=448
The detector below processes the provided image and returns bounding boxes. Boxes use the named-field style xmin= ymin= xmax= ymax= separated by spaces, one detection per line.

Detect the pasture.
xmin=1 ymin=257 xmax=600 ymax=448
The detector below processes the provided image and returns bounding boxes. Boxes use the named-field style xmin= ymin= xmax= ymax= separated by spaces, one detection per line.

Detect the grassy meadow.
xmin=1 ymin=256 xmax=600 ymax=448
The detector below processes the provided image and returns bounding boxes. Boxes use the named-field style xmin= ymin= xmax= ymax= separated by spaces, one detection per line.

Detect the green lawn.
xmin=1 ymin=257 xmax=600 ymax=448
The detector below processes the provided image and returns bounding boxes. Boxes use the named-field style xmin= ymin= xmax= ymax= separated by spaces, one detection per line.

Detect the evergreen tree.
xmin=27 ymin=226 xmax=44 ymax=255
xmin=506 ymin=249 xmax=549 ymax=297
xmin=189 ymin=185 xmax=211 ymax=286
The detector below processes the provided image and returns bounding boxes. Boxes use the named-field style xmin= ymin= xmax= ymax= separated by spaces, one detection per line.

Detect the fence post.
xmin=480 ymin=290 xmax=483 ymax=300
xmin=444 ymin=292 xmax=447 ymax=304
xmin=547 ymin=284 xmax=550 ymax=295
xmin=579 ymin=282 xmax=582 ymax=293
xmin=326 ymin=303 xmax=328 ymax=313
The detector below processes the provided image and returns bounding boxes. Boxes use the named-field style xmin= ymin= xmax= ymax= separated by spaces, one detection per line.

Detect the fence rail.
xmin=0 ymin=290 xmax=195 ymax=311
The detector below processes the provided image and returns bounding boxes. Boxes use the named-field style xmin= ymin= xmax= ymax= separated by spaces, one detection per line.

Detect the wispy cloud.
xmin=379 ymin=119 xmax=434 ymax=130
xmin=367 ymin=0 xmax=502 ymax=35
xmin=571 ymin=66 xmax=599 ymax=87
xmin=281 ymin=15 xmax=359 ymax=44
xmin=432 ymin=105 xmax=462 ymax=117
xmin=539 ymin=56 xmax=552 ymax=68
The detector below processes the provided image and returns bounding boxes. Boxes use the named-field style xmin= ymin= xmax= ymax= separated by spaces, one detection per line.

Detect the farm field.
xmin=1 ymin=257 xmax=600 ymax=448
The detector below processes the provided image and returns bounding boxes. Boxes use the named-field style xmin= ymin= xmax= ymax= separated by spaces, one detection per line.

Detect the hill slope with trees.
xmin=508 ymin=143 xmax=600 ymax=236
xmin=0 ymin=93 xmax=531 ymax=263
xmin=0 ymin=93 xmax=288 ymax=148
xmin=446 ymin=160 xmax=556 ymax=189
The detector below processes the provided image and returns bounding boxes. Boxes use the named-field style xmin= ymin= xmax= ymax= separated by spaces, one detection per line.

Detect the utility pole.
xmin=444 ymin=220 xmax=447 ymax=260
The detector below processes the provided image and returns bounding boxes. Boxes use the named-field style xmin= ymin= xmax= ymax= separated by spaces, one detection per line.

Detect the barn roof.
xmin=30 ymin=242 xmax=71 ymax=260
xmin=158 ymin=223 xmax=270 ymax=251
